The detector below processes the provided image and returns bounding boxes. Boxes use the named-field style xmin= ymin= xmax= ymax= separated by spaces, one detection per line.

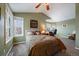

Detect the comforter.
xmin=29 ymin=36 xmax=66 ymax=56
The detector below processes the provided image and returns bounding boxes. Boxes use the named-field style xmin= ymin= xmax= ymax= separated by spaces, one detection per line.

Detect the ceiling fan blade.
xmin=35 ymin=3 xmax=41 ymax=8
xmin=46 ymin=4 xmax=50 ymax=10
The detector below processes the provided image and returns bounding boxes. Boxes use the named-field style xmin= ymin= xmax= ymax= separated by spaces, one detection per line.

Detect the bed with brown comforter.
xmin=29 ymin=36 xmax=66 ymax=56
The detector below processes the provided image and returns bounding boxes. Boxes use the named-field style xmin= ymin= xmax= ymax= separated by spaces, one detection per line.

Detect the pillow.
xmin=26 ymin=31 xmax=33 ymax=35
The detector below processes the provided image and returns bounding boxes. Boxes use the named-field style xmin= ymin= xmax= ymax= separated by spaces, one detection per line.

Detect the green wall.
xmin=13 ymin=13 xmax=50 ymax=43
xmin=0 ymin=4 xmax=5 ymax=56
xmin=76 ymin=4 xmax=79 ymax=48
xmin=56 ymin=19 xmax=75 ymax=38
xmin=45 ymin=19 xmax=75 ymax=38
xmin=0 ymin=4 xmax=13 ymax=56
xmin=14 ymin=13 xmax=50 ymax=30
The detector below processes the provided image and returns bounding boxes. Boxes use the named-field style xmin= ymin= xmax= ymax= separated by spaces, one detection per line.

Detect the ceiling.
xmin=9 ymin=3 xmax=47 ymax=13
xmin=9 ymin=3 xmax=75 ymax=22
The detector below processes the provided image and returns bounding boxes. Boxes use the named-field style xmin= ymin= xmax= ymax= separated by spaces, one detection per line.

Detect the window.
xmin=45 ymin=23 xmax=52 ymax=31
xmin=5 ymin=6 xmax=14 ymax=44
xmin=45 ymin=23 xmax=56 ymax=32
xmin=14 ymin=17 xmax=24 ymax=37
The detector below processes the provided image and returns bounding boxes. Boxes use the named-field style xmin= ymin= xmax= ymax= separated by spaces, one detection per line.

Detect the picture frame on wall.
xmin=62 ymin=24 xmax=68 ymax=28
xmin=30 ymin=20 xmax=38 ymax=28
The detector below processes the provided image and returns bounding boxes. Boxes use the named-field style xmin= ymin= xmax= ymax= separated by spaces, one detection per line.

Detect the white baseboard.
xmin=6 ymin=45 xmax=13 ymax=56
xmin=13 ymin=41 xmax=25 ymax=45
xmin=75 ymin=47 xmax=79 ymax=50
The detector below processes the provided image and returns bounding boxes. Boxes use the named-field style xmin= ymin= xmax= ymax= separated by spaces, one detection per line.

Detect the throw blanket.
xmin=29 ymin=37 xmax=66 ymax=56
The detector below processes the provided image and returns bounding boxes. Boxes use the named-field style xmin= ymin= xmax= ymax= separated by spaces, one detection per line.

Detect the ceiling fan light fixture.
xmin=35 ymin=3 xmax=41 ymax=8
xmin=35 ymin=3 xmax=50 ymax=11
xmin=46 ymin=4 xmax=50 ymax=10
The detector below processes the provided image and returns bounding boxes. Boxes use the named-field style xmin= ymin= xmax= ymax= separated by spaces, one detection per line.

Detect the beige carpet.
xmin=8 ymin=37 xmax=79 ymax=56
xmin=59 ymin=37 xmax=79 ymax=56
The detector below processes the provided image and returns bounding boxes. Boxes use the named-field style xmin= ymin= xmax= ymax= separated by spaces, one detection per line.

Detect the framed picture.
xmin=30 ymin=20 xmax=38 ymax=28
xmin=62 ymin=24 xmax=67 ymax=28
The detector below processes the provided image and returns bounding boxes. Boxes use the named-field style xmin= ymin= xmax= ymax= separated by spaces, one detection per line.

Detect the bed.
xmin=28 ymin=36 xmax=66 ymax=56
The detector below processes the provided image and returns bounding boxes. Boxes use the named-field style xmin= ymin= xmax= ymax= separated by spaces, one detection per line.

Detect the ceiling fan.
xmin=35 ymin=3 xmax=50 ymax=11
